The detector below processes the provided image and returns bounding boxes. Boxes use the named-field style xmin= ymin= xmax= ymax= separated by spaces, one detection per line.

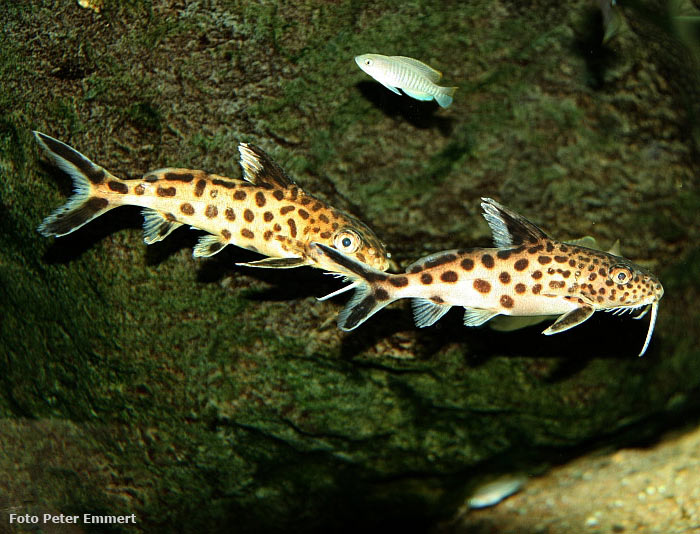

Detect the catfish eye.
xmin=364 ymin=58 xmax=372 ymax=66
xmin=609 ymin=264 xmax=633 ymax=284
xmin=333 ymin=229 xmax=361 ymax=254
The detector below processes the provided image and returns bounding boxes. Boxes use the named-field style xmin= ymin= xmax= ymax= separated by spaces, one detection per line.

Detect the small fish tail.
xmin=35 ymin=132 xmax=119 ymax=237
xmin=311 ymin=242 xmax=397 ymax=331
xmin=435 ymin=86 xmax=457 ymax=108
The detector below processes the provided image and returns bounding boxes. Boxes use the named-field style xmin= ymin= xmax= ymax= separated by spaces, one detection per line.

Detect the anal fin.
xmin=489 ymin=315 xmax=557 ymax=332
xmin=403 ymin=88 xmax=434 ymax=101
xmin=236 ymin=257 xmax=307 ymax=269
xmin=143 ymin=208 xmax=183 ymax=244
xmin=463 ymin=307 xmax=499 ymax=327
xmin=412 ymin=298 xmax=452 ymax=328
xmin=193 ymin=234 xmax=227 ymax=258
xmin=542 ymin=306 xmax=595 ymax=335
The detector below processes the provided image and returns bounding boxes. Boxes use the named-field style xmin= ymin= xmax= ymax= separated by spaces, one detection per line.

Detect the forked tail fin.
xmin=34 ymin=131 xmax=119 ymax=237
xmin=310 ymin=242 xmax=397 ymax=331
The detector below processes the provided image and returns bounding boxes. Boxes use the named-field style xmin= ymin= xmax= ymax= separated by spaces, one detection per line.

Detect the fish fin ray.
xmin=434 ymin=86 xmax=457 ymax=108
xmin=142 ymin=208 xmax=183 ymax=244
xmin=34 ymin=131 xmax=119 ymax=237
xmin=379 ymin=81 xmax=402 ymax=95
xmin=412 ymin=299 xmax=451 ymax=328
xmin=236 ymin=257 xmax=307 ymax=269
xmin=402 ymin=88 xmax=434 ymax=101
xmin=463 ymin=308 xmax=499 ymax=327
xmin=238 ymin=143 xmax=294 ymax=188
xmin=480 ymin=197 xmax=550 ymax=248
xmin=192 ymin=234 xmax=227 ymax=258
xmin=309 ymin=242 xmax=395 ymax=331
xmin=391 ymin=56 xmax=443 ymax=82
xmin=542 ymin=306 xmax=595 ymax=335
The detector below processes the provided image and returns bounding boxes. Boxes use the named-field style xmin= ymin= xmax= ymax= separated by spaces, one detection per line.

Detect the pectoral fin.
xmin=236 ymin=256 xmax=307 ymax=268
xmin=412 ymin=298 xmax=451 ymax=328
xmin=142 ymin=208 xmax=183 ymax=244
xmin=379 ymin=82 xmax=402 ymax=95
xmin=542 ymin=306 xmax=595 ymax=335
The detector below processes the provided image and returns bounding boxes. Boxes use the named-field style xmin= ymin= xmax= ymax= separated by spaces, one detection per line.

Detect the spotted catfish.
xmin=34 ymin=132 xmax=389 ymax=270
xmin=311 ymin=198 xmax=664 ymax=356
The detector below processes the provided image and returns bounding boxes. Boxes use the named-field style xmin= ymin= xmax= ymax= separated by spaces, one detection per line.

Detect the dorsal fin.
xmin=238 ymin=143 xmax=295 ymax=189
xmin=480 ymin=197 xmax=549 ymax=248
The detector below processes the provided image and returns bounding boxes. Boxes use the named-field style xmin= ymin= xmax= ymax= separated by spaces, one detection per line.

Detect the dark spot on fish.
xmin=532 ymin=284 xmax=542 ymax=294
xmin=234 ymin=190 xmax=247 ymax=200
xmin=134 ymin=184 xmax=145 ymax=195
xmin=224 ymin=208 xmax=235 ymax=221
xmin=212 ymin=178 xmax=236 ymax=189
xmin=431 ymin=296 xmax=445 ymax=304
xmin=547 ymin=268 xmax=555 ymax=275
xmin=273 ymin=189 xmax=284 ymax=201
xmin=205 ymin=205 xmax=218 ymax=218
xmin=597 ymin=296 xmax=604 ymax=303
xmin=255 ymin=192 xmax=266 ymax=207
xmin=546 ymin=242 xmax=554 ymax=252
xmin=390 ymin=276 xmax=409 ymax=287
xmin=538 ymin=256 xmax=551 ymax=265
xmin=108 ymin=180 xmax=128 ymax=194
xmin=599 ymin=267 xmax=607 ymax=276
xmin=560 ymin=245 xmax=569 ymax=252
xmin=320 ymin=231 xmax=331 ymax=239
xmin=180 ymin=203 xmax=194 ymax=215
xmin=300 ymin=197 xmax=312 ymax=206
xmin=441 ymin=271 xmax=458 ymax=283
xmin=513 ymin=258 xmax=529 ymax=271
xmin=280 ymin=206 xmax=295 ymax=215
xmin=244 ymin=209 xmax=254 ymax=222
xmin=554 ymin=255 xmax=567 ymax=263
xmin=461 ymin=258 xmax=475 ymax=271
xmin=598 ymin=287 xmax=605 ymax=294
xmin=264 ymin=211 xmax=274 ymax=222
xmin=194 ymin=179 xmax=206 ymax=197
xmin=569 ymin=259 xmax=577 ymax=267
xmin=515 ymin=283 xmax=526 ymax=294
xmin=222 ymin=229 xmax=231 ymax=240
xmin=289 ymin=187 xmax=299 ymax=201
xmin=311 ymin=201 xmax=323 ymax=211
xmin=497 ymin=250 xmax=512 ymax=260
xmin=241 ymin=229 xmax=254 ymax=239
xmin=165 ymin=172 xmax=194 ymax=183
xmin=562 ymin=270 xmax=571 ymax=278
xmin=528 ymin=245 xmax=543 ymax=254
xmin=157 ymin=185 xmax=176 ymax=197
xmin=499 ymin=272 xmax=511 ymax=284
xmin=532 ymin=270 xmax=542 ymax=279
xmin=589 ymin=273 xmax=597 ymax=281
xmin=263 ymin=230 xmax=272 ymax=241
xmin=273 ymin=223 xmax=282 ymax=232
xmin=473 ymin=279 xmax=491 ymax=293
xmin=424 ymin=254 xmax=457 ymax=269
xmin=144 ymin=174 xmax=158 ymax=183
xmin=549 ymin=280 xmax=565 ymax=289
xmin=481 ymin=254 xmax=495 ymax=269
xmin=375 ymin=288 xmax=390 ymax=301
xmin=298 ymin=209 xmax=309 ymax=220
xmin=319 ymin=214 xmax=329 ymax=224
xmin=500 ymin=295 xmax=514 ymax=308
xmin=420 ymin=273 xmax=433 ymax=284
xmin=288 ymin=218 xmax=297 ymax=238
xmin=210 ymin=189 xmax=218 ymax=199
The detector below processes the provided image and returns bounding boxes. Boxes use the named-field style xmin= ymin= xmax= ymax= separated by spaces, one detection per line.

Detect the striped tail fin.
xmin=310 ymin=242 xmax=397 ymax=331
xmin=34 ymin=131 xmax=119 ymax=237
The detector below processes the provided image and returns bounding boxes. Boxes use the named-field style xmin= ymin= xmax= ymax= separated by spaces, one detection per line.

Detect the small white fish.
xmin=355 ymin=53 xmax=457 ymax=108
xmin=467 ymin=475 xmax=526 ymax=509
